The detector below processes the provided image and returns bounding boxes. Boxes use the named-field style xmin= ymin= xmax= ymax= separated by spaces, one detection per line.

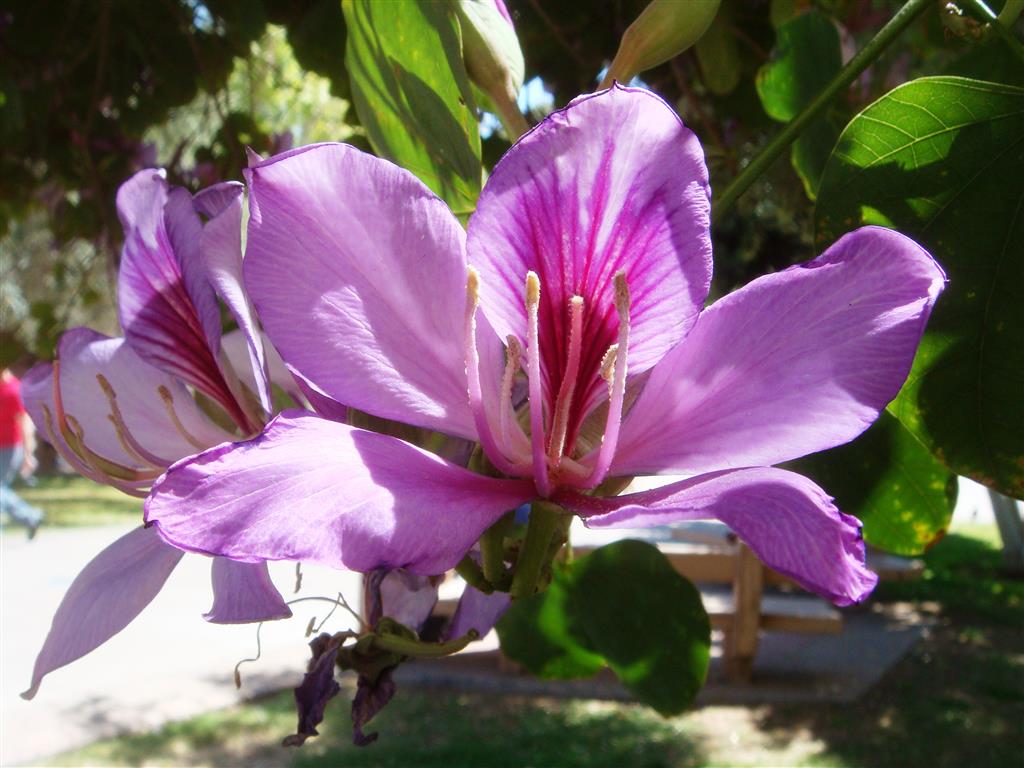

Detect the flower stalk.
xmin=510 ymin=500 xmax=564 ymax=599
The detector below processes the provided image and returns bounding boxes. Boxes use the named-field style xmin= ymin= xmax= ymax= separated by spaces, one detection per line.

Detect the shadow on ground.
xmin=48 ymin=690 xmax=708 ymax=768
xmin=753 ymin=531 xmax=1024 ymax=768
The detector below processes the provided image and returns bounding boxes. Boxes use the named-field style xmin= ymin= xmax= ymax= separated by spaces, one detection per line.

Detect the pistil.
xmin=547 ymin=295 xmax=584 ymax=467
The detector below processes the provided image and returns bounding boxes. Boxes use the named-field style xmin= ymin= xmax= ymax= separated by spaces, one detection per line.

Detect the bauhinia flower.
xmin=20 ymin=169 xmax=314 ymax=698
xmin=145 ymin=85 xmax=944 ymax=621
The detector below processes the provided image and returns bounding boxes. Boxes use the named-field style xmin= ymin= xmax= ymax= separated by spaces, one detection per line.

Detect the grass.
xmin=9 ymin=474 xmax=140 ymax=527
xmin=40 ymin=523 xmax=1024 ymax=768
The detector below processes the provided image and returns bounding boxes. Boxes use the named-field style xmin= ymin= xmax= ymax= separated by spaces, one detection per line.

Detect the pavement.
xmin=0 ymin=476 xmax=1010 ymax=765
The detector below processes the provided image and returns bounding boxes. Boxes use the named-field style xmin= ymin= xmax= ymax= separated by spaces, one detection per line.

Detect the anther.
xmin=600 ymin=344 xmax=618 ymax=383
xmin=466 ymin=267 xmax=481 ymax=307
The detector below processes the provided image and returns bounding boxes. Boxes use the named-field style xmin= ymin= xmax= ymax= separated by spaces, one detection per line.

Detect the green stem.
xmin=712 ymin=0 xmax=934 ymax=222
xmin=480 ymin=513 xmax=510 ymax=584
xmin=997 ymin=0 xmax=1024 ymax=26
xmin=510 ymin=501 xmax=562 ymax=599
xmin=371 ymin=629 xmax=479 ymax=658
xmin=455 ymin=554 xmax=492 ymax=594
xmin=967 ymin=0 xmax=1024 ymax=65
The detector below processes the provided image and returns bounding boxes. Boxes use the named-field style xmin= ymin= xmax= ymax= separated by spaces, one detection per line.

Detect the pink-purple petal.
xmin=366 ymin=570 xmax=440 ymax=631
xmin=116 ymin=170 xmax=246 ymax=428
xmin=194 ymin=182 xmax=273 ymax=414
xmin=445 ymin=585 xmax=511 ymax=640
xmin=144 ymin=411 xmax=534 ymax=575
xmin=559 ymin=468 xmax=878 ymax=606
xmin=204 ymin=558 xmax=292 ymax=624
xmin=26 ymin=328 xmax=232 ymax=470
xmin=612 ymin=227 xmax=946 ymax=476
xmin=244 ymin=143 xmax=481 ymax=440
xmin=467 ymin=84 xmax=712 ymax=430
xmin=22 ymin=526 xmax=184 ymax=699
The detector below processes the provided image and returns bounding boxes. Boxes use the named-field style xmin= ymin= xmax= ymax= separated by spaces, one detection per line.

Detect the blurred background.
xmin=2 ymin=0 xmax=1022 ymax=766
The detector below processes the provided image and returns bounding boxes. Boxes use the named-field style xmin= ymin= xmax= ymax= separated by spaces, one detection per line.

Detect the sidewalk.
xmin=1 ymin=524 xmax=361 ymax=766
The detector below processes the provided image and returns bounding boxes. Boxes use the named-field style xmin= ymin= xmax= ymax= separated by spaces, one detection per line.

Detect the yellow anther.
xmin=526 ymin=270 xmax=540 ymax=308
xmin=600 ymin=344 xmax=619 ymax=381
xmin=466 ymin=266 xmax=481 ymax=307
xmin=613 ymin=271 xmax=630 ymax=320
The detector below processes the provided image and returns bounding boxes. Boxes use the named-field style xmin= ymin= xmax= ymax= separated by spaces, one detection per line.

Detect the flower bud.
xmin=600 ymin=0 xmax=721 ymax=89
xmin=454 ymin=0 xmax=529 ymax=137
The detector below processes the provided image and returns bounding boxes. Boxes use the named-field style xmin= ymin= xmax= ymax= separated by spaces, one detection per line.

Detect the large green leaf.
xmin=790 ymin=412 xmax=957 ymax=555
xmin=342 ymin=0 xmax=481 ymax=213
xmin=570 ymin=540 xmax=711 ymax=716
xmin=756 ymin=10 xmax=841 ymax=198
xmin=495 ymin=564 xmax=605 ymax=680
xmin=815 ymin=77 xmax=1024 ymax=500
xmin=497 ymin=541 xmax=711 ymax=715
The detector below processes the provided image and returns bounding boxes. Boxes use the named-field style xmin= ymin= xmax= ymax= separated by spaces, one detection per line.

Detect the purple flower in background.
xmin=145 ymin=85 xmax=944 ymax=616
xmin=20 ymin=170 xmax=310 ymax=698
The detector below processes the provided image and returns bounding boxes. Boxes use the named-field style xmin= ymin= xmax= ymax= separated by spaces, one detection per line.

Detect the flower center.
xmin=464 ymin=268 xmax=631 ymax=495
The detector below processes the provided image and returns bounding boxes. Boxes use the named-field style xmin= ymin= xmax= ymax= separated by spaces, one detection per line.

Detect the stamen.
xmin=50 ymin=359 xmax=156 ymax=486
xmin=40 ymin=404 xmax=150 ymax=498
xmin=64 ymin=415 xmax=160 ymax=483
xmin=547 ymin=295 xmax=584 ymax=466
xmin=525 ymin=271 xmax=550 ymax=496
xmin=96 ymin=374 xmax=174 ymax=469
xmin=464 ymin=268 xmax=527 ymax=476
xmin=584 ymin=271 xmax=631 ymax=488
xmin=158 ymin=385 xmax=212 ymax=451
xmin=499 ymin=335 xmax=531 ymax=456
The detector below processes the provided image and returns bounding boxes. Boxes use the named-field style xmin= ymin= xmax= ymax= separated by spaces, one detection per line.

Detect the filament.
xmin=463 ymin=268 xmax=526 ymax=476
xmin=158 ymin=385 xmax=212 ymax=451
xmin=584 ymin=271 xmax=631 ymax=488
xmin=525 ymin=271 xmax=550 ymax=496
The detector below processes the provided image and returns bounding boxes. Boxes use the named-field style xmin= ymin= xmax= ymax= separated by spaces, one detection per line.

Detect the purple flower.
xmin=20 ymin=171 xmax=305 ymax=699
xmin=145 ymin=85 xmax=944 ymax=615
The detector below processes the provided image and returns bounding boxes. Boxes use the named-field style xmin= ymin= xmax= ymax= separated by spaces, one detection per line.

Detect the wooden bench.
xmin=435 ymin=530 xmax=922 ymax=684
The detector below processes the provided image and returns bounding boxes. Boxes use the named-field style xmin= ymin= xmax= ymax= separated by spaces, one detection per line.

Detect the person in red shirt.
xmin=1 ymin=368 xmax=44 ymax=538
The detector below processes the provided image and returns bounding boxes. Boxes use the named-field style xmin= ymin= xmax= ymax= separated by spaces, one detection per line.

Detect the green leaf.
xmin=756 ymin=11 xmax=842 ymax=198
xmin=497 ymin=541 xmax=711 ymax=715
xmin=496 ymin=564 xmax=605 ymax=680
xmin=342 ymin=0 xmax=481 ymax=213
xmin=790 ymin=412 xmax=957 ymax=555
xmin=571 ymin=540 xmax=711 ymax=716
xmin=815 ymin=76 xmax=1024 ymax=499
